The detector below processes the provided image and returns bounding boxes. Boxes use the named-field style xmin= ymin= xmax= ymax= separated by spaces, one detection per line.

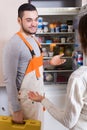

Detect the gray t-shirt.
xmin=3 ymin=34 xmax=41 ymax=112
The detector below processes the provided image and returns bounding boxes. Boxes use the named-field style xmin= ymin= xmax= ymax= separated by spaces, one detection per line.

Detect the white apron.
xmin=17 ymin=32 xmax=44 ymax=130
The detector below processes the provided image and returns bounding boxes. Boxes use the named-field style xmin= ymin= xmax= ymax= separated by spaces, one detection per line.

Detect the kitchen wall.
xmin=0 ymin=0 xmax=27 ymax=86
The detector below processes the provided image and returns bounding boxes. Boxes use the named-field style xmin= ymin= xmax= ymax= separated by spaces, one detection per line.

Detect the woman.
xmin=28 ymin=14 xmax=87 ymax=130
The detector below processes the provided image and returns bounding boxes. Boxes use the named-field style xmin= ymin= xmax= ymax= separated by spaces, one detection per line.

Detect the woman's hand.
xmin=28 ymin=91 xmax=45 ymax=102
xmin=50 ymin=53 xmax=66 ymax=66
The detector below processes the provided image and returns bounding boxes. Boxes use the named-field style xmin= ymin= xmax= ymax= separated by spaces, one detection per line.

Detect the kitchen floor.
xmin=43 ymin=84 xmax=68 ymax=130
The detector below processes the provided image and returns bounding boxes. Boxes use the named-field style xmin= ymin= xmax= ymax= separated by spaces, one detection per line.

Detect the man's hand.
xmin=50 ymin=53 xmax=66 ymax=66
xmin=12 ymin=110 xmax=24 ymax=124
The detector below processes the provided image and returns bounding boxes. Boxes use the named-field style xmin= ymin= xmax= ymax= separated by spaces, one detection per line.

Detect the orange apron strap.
xmin=17 ymin=32 xmax=42 ymax=54
xmin=36 ymin=68 xmax=40 ymax=78
xmin=33 ymin=36 xmax=43 ymax=53
xmin=17 ymin=32 xmax=34 ymax=52
xmin=25 ymin=55 xmax=43 ymax=77
xmin=17 ymin=32 xmax=43 ymax=78
xmin=33 ymin=36 xmax=42 ymax=48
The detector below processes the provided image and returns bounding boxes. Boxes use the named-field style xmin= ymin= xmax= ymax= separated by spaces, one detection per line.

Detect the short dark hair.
xmin=78 ymin=14 xmax=87 ymax=55
xmin=18 ymin=3 xmax=37 ymax=18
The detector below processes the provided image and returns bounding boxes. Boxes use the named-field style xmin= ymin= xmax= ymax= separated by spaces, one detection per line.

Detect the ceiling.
xmin=29 ymin=0 xmax=82 ymax=7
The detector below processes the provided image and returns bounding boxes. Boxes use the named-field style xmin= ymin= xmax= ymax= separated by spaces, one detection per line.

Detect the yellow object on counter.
xmin=0 ymin=116 xmax=41 ymax=130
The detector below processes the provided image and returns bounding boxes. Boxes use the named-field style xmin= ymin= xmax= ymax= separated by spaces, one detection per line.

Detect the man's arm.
xmin=50 ymin=53 xmax=66 ymax=66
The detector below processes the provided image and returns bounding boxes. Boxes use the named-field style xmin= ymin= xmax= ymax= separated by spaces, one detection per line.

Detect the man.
xmin=3 ymin=3 xmax=65 ymax=126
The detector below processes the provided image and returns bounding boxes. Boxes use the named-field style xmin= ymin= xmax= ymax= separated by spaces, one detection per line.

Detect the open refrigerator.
xmin=36 ymin=5 xmax=87 ymax=130
xmin=36 ymin=7 xmax=80 ymax=85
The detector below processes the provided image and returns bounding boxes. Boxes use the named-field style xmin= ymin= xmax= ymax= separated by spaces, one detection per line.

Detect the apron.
xmin=17 ymin=32 xmax=44 ymax=128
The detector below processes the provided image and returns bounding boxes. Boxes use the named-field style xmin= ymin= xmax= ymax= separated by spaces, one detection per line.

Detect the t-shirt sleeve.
xmin=3 ymin=42 xmax=21 ymax=112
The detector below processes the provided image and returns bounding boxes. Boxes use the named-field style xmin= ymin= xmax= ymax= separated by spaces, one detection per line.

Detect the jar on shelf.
xmin=37 ymin=17 xmax=43 ymax=33
xmin=38 ymin=17 xmax=43 ymax=22
xmin=37 ymin=22 xmax=43 ymax=33
xmin=67 ymin=20 xmax=73 ymax=32
xmin=42 ymin=48 xmax=48 ymax=57
xmin=50 ymin=43 xmax=56 ymax=52
xmin=53 ymin=45 xmax=60 ymax=55
xmin=59 ymin=46 xmax=65 ymax=54
xmin=55 ymin=26 xmax=61 ymax=32
xmin=43 ymin=22 xmax=48 ymax=33
xmin=48 ymin=51 xmax=53 ymax=57
xmin=61 ymin=37 xmax=66 ymax=43
xmin=68 ymin=25 xmax=73 ymax=32
xmin=44 ymin=72 xmax=54 ymax=82
xmin=64 ymin=47 xmax=72 ymax=56
xmin=49 ymin=23 xmax=55 ymax=32
xmin=60 ymin=24 xmax=68 ymax=32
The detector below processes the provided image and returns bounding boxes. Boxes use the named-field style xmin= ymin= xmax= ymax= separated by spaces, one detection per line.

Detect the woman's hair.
xmin=18 ymin=3 xmax=37 ymax=19
xmin=78 ymin=14 xmax=87 ymax=55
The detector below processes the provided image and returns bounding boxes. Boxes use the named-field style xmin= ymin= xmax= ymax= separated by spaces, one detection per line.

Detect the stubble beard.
xmin=22 ymin=24 xmax=37 ymax=35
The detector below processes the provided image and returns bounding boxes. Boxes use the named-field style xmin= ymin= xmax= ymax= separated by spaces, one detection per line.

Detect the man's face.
xmin=19 ymin=10 xmax=38 ymax=35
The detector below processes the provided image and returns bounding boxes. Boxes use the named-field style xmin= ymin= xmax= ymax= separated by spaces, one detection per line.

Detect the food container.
xmin=61 ymin=24 xmax=68 ymax=32
xmin=43 ymin=22 xmax=48 ymax=33
xmin=46 ymin=40 xmax=52 ymax=44
xmin=48 ymin=51 xmax=53 ymax=57
xmin=61 ymin=37 xmax=66 ymax=43
xmin=42 ymin=48 xmax=48 ymax=57
xmin=68 ymin=25 xmax=73 ymax=32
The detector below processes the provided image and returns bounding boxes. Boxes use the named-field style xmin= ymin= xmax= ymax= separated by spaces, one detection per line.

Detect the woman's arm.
xmin=28 ymin=76 xmax=85 ymax=129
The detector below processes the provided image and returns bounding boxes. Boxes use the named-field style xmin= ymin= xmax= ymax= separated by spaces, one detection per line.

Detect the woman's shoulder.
xmin=70 ymin=66 xmax=87 ymax=79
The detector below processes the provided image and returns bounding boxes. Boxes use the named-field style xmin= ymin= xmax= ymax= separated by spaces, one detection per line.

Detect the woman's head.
xmin=78 ymin=14 xmax=87 ymax=55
